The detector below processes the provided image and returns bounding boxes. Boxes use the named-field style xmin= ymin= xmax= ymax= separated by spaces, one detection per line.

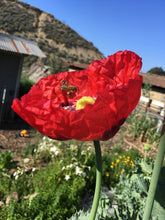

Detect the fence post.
xmin=144 ymin=99 xmax=152 ymax=113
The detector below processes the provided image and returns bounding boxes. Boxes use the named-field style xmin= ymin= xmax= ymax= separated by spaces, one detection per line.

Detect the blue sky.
xmin=20 ymin=0 xmax=165 ymax=73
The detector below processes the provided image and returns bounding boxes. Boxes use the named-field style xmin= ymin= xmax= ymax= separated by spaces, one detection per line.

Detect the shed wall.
xmin=0 ymin=51 xmax=21 ymax=120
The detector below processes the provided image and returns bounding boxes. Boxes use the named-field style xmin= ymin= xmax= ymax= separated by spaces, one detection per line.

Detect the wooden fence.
xmin=137 ymin=96 xmax=165 ymax=135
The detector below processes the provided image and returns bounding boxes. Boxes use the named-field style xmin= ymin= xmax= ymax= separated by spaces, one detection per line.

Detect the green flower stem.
xmin=142 ymin=132 xmax=165 ymax=220
xmin=89 ymin=140 xmax=102 ymax=220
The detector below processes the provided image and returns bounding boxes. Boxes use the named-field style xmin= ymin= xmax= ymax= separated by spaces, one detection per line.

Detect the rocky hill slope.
xmin=0 ymin=0 xmax=104 ymax=67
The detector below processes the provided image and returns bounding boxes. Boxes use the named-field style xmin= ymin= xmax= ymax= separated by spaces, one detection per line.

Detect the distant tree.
xmin=147 ymin=67 xmax=165 ymax=76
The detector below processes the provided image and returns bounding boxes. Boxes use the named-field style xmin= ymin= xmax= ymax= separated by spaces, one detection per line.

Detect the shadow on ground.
xmin=0 ymin=117 xmax=31 ymax=130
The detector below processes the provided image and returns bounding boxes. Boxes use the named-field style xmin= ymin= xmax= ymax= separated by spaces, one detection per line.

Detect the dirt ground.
xmin=0 ymin=119 xmax=43 ymax=165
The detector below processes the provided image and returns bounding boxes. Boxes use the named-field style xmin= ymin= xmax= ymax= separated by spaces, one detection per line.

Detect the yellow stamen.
xmin=76 ymin=96 xmax=95 ymax=110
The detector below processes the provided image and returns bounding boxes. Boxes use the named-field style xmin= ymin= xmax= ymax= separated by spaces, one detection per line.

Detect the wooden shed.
xmin=68 ymin=62 xmax=89 ymax=72
xmin=140 ymin=72 xmax=165 ymax=102
xmin=0 ymin=33 xmax=45 ymax=124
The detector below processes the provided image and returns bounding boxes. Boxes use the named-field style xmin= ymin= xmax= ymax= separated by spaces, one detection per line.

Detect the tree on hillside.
xmin=147 ymin=67 xmax=165 ymax=76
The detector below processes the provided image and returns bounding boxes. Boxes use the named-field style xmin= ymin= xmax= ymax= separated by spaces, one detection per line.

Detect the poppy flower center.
xmin=76 ymin=96 xmax=95 ymax=110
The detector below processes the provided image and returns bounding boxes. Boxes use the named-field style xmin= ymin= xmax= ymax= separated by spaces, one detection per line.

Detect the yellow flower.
xmin=123 ymin=155 xmax=125 ymax=158
xmin=121 ymin=170 xmax=124 ymax=174
xmin=127 ymin=156 xmax=130 ymax=160
xmin=112 ymin=162 xmax=114 ymax=165
xmin=116 ymin=174 xmax=119 ymax=177
xmin=116 ymin=159 xmax=120 ymax=163
xmin=110 ymin=165 xmax=114 ymax=169
xmin=119 ymin=156 xmax=122 ymax=159
xmin=149 ymin=157 xmax=152 ymax=160
xmin=130 ymin=161 xmax=134 ymax=166
xmin=106 ymin=172 xmax=109 ymax=177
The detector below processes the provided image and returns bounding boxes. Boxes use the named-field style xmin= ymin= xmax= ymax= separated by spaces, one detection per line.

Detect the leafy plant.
xmin=126 ymin=111 xmax=161 ymax=144
xmin=110 ymin=158 xmax=165 ymax=220
xmin=0 ymin=150 xmax=16 ymax=172
xmin=19 ymin=74 xmax=34 ymax=98
xmin=68 ymin=210 xmax=90 ymax=220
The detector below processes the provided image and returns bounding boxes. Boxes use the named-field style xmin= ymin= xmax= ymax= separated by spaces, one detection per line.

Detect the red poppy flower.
xmin=12 ymin=50 xmax=142 ymax=141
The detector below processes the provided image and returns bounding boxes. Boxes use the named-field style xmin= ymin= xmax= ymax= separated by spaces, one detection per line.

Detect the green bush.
xmin=19 ymin=75 xmax=34 ymax=98
xmin=0 ymin=162 xmax=86 ymax=220
xmin=0 ymin=150 xmax=16 ymax=172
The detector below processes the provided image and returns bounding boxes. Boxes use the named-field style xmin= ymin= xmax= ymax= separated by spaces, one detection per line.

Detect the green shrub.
xmin=0 ymin=163 xmax=86 ymax=219
xmin=19 ymin=75 xmax=34 ymax=98
xmin=0 ymin=150 xmax=16 ymax=172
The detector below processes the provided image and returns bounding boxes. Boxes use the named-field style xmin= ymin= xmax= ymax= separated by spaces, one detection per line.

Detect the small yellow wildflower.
xmin=116 ymin=174 xmax=119 ymax=177
xmin=110 ymin=165 xmax=114 ymax=169
xmin=106 ymin=172 xmax=109 ymax=177
xmin=119 ymin=156 xmax=122 ymax=159
xmin=130 ymin=161 xmax=134 ymax=166
xmin=149 ymin=157 xmax=152 ymax=160
xmin=116 ymin=159 xmax=120 ymax=163
xmin=123 ymin=155 xmax=125 ymax=158
xmin=121 ymin=170 xmax=124 ymax=174
xmin=112 ymin=162 xmax=114 ymax=165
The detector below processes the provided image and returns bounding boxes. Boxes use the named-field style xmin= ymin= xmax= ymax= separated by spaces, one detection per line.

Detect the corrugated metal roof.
xmin=140 ymin=72 xmax=165 ymax=89
xmin=0 ymin=33 xmax=46 ymax=57
xmin=68 ymin=62 xmax=89 ymax=70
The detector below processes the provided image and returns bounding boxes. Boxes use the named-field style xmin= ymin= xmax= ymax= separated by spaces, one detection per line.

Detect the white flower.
xmin=81 ymin=150 xmax=86 ymax=156
xmin=75 ymin=166 xmax=83 ymax=175
xmin=66 ymin=164 xmax=73 ymax=169
xmin=87 ymin=146 xmax=92 ymax=150
xmin=50 ymin=146 xmax=58 ymax=153
xmin=55 ymin=150 xmax=59 ymax=156
xmin=62 ymin=166 xmax=65 ymax=171
xmin=32 ymin=168 xmax=36 ymax=172
xmin=13 ymin=171 xmax=17 ymax=177
xmin=24 ymin=158 xmax=30 ymax=164
xmin=65 ymin=175 xmax=70 ymax=180
xmin=70 ymin=144 xmax=77 ymax=151
xmin=15 ymin=175 xmax=18 ymax=180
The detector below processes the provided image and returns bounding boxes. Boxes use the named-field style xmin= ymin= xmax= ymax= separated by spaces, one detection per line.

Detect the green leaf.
xmin=68 ymin=210 xmax=90 ymax=220
xmin=152 ymin=200 xmax=165 ymax=220
xmin=140 ymin=160 xmax=153 ymax=174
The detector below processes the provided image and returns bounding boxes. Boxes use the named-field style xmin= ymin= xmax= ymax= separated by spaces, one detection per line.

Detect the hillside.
xmin=0 ymin=0 xmax=105 ymax=68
